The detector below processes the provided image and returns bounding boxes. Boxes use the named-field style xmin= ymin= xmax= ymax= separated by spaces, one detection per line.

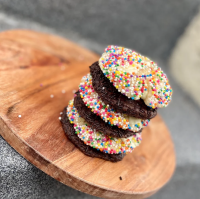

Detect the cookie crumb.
xmin=119 ymin=176 xmax=122 ymax=180
xmin=61 ymin=66 xmax=65 ymax=70
xmin=78 ymin=56 xmax=84 ymax=61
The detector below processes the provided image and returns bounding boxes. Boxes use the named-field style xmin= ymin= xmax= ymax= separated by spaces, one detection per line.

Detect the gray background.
xmin=0 ymin=1 xmax=200 ymax=199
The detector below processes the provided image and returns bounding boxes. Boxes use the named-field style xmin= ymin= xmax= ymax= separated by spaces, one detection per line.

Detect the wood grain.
xmin=0 ymin=30 xmax=176 ymax=199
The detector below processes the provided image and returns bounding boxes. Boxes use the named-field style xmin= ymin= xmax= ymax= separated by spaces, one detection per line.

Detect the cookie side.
xmin=74 ymin=91 xmax=140 ymax=138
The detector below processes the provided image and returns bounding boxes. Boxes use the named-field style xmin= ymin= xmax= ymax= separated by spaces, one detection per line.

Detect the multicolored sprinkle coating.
xmin=99 ymin=45 xmax=173 ymax=108
xmin=67 ymin=100 xmax=142 ymax=154
xmin=79 ymin=73 xmax=149 ymax=132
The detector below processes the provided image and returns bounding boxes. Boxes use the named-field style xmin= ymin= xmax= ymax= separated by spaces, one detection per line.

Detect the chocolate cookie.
xmin=61 ymin=107 xmax=125 ymax=162
xmin=74 ymin=91 xmax=140 ymax=138
xmin=90 ymin=61 xmax=157 ymax=119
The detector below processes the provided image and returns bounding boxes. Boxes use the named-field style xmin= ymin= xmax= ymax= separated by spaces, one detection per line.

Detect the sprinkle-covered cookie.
xmin=60 ymin=107 xmax=125 ymax=162
xmin=99 ymin=45 xmax=172 ymax=108
xmin=79 ymin=73 xmax=149 ymax=132
xmin=67 ymin=100 xmax=142 ymax=154
xmin=74 ymin=91 xmax=141 ymax=138
xmin=90 ymin=61 xmax=157 ymax=119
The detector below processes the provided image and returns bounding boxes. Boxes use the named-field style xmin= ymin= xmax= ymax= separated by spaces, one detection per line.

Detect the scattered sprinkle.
xmin=18 ymin=115 xmax=21 ymax=118
xmin=62 ymin=90 xmax=66 ymax=94
xmin=119 ymin=176 xmax=122 ymax=180
xmin=50 ymin=94 xmax=54 ymax=98
xmin=59 ymin=117 xmax=61 ymax=120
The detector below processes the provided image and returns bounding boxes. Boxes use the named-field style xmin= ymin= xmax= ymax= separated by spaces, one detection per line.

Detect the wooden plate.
xmin=0 ymin=30 xmax=175 ymax=199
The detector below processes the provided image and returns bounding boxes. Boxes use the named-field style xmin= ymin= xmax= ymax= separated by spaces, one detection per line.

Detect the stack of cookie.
xmin=61 ymin=46 xmax=172 ymax=162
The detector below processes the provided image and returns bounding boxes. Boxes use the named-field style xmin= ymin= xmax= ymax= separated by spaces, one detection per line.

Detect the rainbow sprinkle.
xmin=99 ymin=45 xmax=173 ymax=109
xmin=79 ymin=73 xmax=149 ymax=132
xmin=67 ymin=100 xmax=142 ymax=154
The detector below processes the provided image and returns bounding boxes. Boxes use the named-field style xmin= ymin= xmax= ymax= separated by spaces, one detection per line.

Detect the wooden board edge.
xmin=0 ymin=116 xmax=159 ymax=199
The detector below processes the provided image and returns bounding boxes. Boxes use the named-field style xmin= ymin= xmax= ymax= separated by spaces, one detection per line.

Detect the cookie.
xmin=99 ymin=45 xmax=173 ymax=108
xmin=90 ymin=61 xmax=157 ymax=119
xmin=74 ymin=91 xmax=141 ymax=138
xmin=61 ymin=107 xmax=125 ymax=162
xmin=79 ymin=73 xmax=150 ymax=133
xmin=68 ymin=100 xmax=142 ymax=154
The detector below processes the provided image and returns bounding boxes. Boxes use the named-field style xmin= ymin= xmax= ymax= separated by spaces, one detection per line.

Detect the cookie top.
xmin=90 ymin=61 xmax=157 ymax=119
xmin=61 ymin=107 xmax=125 ymax=162
xmin=79 ymin=73 xmax=149 ymax=132
xmin=99 ymin=45 xmax=172 ymax=108
xmin=67 ymin=100 xmax=142 ymax=154
xmin=74 ymin=91 xmax=140 ymax=138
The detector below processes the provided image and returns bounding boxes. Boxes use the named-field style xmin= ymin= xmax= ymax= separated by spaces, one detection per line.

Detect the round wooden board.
xmin=0 ymin=30 xmax=175 ymax=199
